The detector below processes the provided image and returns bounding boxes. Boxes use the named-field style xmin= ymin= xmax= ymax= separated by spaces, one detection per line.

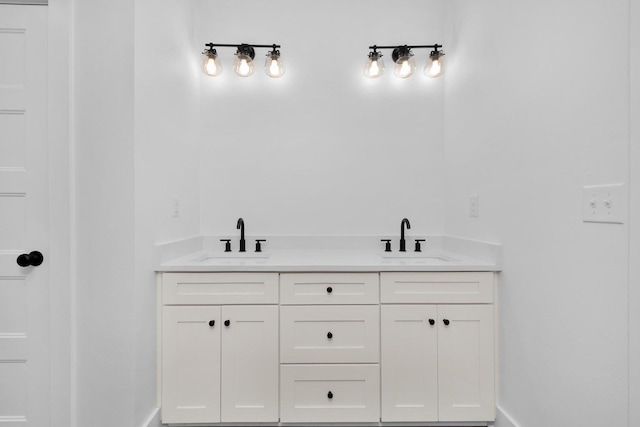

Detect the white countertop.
xmin=155 ymin=235 xmax=501 ymax=272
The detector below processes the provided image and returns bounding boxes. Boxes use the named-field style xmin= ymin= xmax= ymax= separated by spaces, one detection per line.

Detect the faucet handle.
xmin=220 ymin=239 xmax=232 ymax=252
xmin=380 ymin=239 xmax=392 ymax=252
xmin=255 ymin=239 xmax=266 ymax=253
xmin=414 ymin=239 xmax=425 ymax=252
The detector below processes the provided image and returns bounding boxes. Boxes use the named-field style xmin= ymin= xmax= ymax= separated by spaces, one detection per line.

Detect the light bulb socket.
xmin=203 ymin=45 xmax=218 ymax=57
xmin=235 ymin=44 xmax=256 ymax=60
xmin=368 ymin=50 xmax=383 ymax=60
xmin=429 ymin=48 xmax=445 ymax=60
xmin=267 ymin=44 xmax=281 ymax=57
xmin=392 ymin=46 xmax=413 ymax=63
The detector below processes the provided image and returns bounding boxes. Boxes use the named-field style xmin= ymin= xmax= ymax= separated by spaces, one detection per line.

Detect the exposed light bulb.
xmin=234 ymin=54 xmax=254 ymax=77
xmin=394 ymin=56 xmax=415 ymax=78
xmin=424 ymin=49 xmax=445 ymax=78
xmin=364 ymin=52 xmax=384 ymax=79
xmin=202 ymin=48 xmax=222 ymax=76
xmin=233 ymin=45 xmax=256 ymax=77
xmin=265 ymin=51 xmax=284 ymax=78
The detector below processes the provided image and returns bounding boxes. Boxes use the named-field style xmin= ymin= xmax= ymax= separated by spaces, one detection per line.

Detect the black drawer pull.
xmin=208 ymin=320 xmax=215 ymax=327
xmin=327 ymin=332 xmax=333 ymax=339
xmin=224 ymin=320 xmax=230 ymax=327
xmin=326 ymin=286 xmax=333 ymax=294
xmin=428 ymin=319 xmax=435 ymax=326
xmin=327 ymin=391 xmax=333 ymax=399
xmin=443 ymin=319 xmax=450 ymax=326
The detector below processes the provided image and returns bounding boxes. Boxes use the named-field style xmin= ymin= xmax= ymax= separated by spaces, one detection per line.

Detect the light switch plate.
xmin=470 ymin=195 xmax=480 ymax=218
xmin=172 ymin=196 xmax=180 ymax=218
xmin=582 ymin=184 xmax=626 ymax=224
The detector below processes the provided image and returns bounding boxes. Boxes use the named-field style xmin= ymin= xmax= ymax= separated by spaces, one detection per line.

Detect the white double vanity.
xmin=156 ymin=236 xmax=500 ymax=426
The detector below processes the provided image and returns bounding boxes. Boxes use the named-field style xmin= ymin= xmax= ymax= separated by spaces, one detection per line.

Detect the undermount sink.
xmin=190 ymin=252 xmax=271 ymax=264
xmin=378 ymin=252 xmax=457 ymax=263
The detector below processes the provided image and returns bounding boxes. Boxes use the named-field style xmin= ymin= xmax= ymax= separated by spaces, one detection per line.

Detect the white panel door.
xmin=438 ymin=304 xmax=495 ymax=421
xmin=0 ymin=5 xmax=49 ymax=427
xmin=161 ymin=306 xmax=221 ymax=424
xmin=381 ymin=305 xmax=438 ymax=422
xmin=221 ymin=305 xmax=279 ymax=422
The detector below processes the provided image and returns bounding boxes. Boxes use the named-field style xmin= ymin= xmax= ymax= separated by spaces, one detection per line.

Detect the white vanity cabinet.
xmin=380 ymin=272 xmax=496 ymax=422
xmin=159 ymin=270 xmax=497 ymax=425
xmin=161 ymin=273 xmax=279 ymax=424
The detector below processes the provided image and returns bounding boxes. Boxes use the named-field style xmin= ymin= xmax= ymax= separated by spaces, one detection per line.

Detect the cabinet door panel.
xmin=162 ymin=306 xmax=221 ymax=424
xmin=438 ymin=305 xmax=495 ymax=421
xmin=221 ymin=305 xmax=279 ymax=422
xmin=381 ymin=305 xmax=438 ymax=421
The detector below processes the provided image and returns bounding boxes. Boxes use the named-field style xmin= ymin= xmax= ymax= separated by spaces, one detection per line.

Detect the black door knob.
xmin=224 ymin=320 xmax=230 ymax=327
xmin=428 ymin=319 xmax=435 ymax=326
xmin=327 ymin=391 xmax=333 ymax=399
xmin=16 ymin=251 xmax=44 ymax=267
xmin=443 ymin=319 xmax=450 ymax=326
xmin=326 ymin=286 xmax=333 ymax=294
xmin=209 ymin=320 xmax=215 ymax=327
xmin=327 ymin=332 xmax=333 ymax=339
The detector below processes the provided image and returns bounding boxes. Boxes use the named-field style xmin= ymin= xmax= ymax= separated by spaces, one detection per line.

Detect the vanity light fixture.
xmin=364 ymin=44 xmax=444 ymax=79
xmin=202 ymin=43 xmax=284 ymax=78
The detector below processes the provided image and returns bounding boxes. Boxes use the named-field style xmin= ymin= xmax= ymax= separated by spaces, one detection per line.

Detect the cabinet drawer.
xmin=162 ymin=272 xmax=278 ymax=305
xmin=280 ymin=305 xmax=380 ymax=363
xmin=280 ymin=364 xmax=380 ymax=423
xmin=280 ymin=273 xmax=379 ymax=305
xmin=381 ymin=272 xmax=494 ymax=304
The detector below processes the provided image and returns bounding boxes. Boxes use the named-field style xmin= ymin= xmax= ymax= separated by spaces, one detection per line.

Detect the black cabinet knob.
xmin=443 ymin=319 xmax=450 ymax=326
xmin=327 ymin=332 xmax=333 ymax=339
xmin=326 ymin=286 xmax=333 ymax=294
xmin=16 ymin=251 xmax=44 ymax=267
xmin=224 ymin=320 xmax=230 ymax=327
xmin=209 ymin=320 xmax=215 ymax=327
xmin=428 ymin=319 xmax=435 ymax=326
xmin=327 ymin=391 xmax=333 ymax=399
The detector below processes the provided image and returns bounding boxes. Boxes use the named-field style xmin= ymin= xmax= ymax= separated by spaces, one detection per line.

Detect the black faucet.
xmin=400 ymin=218 xmax=411 ymax=252
xmin=236 ymin=217 xmax=246 ymax=252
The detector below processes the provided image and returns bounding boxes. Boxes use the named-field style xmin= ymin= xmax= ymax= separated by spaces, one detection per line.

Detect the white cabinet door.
xmin=162 ymin=306 xmax=221 ymax=424
xmin=438 ymin=305 xmax=495 ymax=422
xmin=221 ymin=305 xmax=279 ymax=422
xmin=381 ymin=305 xmax=438 ymax=422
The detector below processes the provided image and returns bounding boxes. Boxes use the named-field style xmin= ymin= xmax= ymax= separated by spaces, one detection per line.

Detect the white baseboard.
xmin=495 ymin=406 xmax=519 ymax=427
xmin=140 ymin=407 xmax=160 ymax=427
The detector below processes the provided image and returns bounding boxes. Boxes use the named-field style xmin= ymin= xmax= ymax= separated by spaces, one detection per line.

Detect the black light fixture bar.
xmin=205 ymin=43 xmax=281 ymax=49
xmin=368 ymin=44 xmax=442 ymax=50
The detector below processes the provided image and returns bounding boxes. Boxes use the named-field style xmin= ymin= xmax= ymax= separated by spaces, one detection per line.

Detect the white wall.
xmin=134 ymin=0 xmax=200 ymax=425
xmin=74 ymin=1 xmax=200 ymax=426
xmin=73 ymin=1 xmax=136 ymax=426
xmin=49 ymin=0 xmax=72 ymax=426
xmin=196 ymin=0 xmax=446 ymax=236
xmin=443 ymin=1 xmax=630 ymax=426
xmin=630 ymin=0 xmax=639 ymax=424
